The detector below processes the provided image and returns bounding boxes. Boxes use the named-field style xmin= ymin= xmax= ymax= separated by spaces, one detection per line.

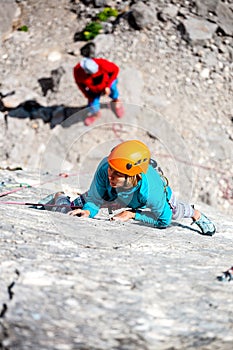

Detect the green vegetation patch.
xmin=18 ymin=25 xmax=29 ymax=32
xmin=83 ymin=22 xmax=103 ymax=40
xmin=97 ymin=7 xmax=118 ymax=22
xmin=82 ymin=7 xmax=118 ymax=41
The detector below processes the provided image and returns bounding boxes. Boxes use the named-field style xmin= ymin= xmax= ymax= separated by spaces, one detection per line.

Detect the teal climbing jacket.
xmin=82 ymin=157 xmax=172 ymax=228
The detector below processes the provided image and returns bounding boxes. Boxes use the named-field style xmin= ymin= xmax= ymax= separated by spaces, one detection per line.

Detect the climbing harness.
xmin=150 ymin=158 xmax=169 ymax=190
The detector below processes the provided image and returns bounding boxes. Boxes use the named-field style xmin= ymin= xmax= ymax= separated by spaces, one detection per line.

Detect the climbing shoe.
xmin=112 ymin=99 xmax=124 ymax=118
xmin=193 ymin=213 xmax=216 ymax=236
xmin=84 ymin=111 xmax=101 ymax=126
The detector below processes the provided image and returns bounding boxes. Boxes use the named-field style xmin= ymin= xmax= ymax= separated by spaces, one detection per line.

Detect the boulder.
xmin=195 ymin=0 xmax=219 ymax=17
xmin=129 ymin=2 xmax=156 ymax=30
xmin=0 ymin=0 xmax=20 ymax=39
xmin=216 ymin=2 xmax=233 ymax=36
xmin=181 ymin=17 xmax=217 ymax=45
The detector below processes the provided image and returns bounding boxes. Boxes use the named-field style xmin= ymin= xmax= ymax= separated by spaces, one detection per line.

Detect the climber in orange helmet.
xmin=69 ymin=140 xmax=216 ymax=236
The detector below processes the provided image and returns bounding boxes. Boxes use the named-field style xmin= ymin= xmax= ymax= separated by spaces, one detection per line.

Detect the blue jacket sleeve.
xmin=134 ymin=166 xmax=172 ymax=228
xmin=82 ymin=159 xmax=109 ymax=218
xmin=135 ymin=200 xmax=172 ymax=228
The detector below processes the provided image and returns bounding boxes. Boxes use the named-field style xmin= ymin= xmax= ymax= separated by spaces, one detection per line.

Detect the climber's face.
xmin=108 ymin=166 xmax=126 ymax=188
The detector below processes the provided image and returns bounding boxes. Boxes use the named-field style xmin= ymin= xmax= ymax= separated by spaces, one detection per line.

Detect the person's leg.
xmin=109 ymin=79 xmax=124 ymax=118
xmin=169 ymin=191 xmax=216 ymax=236
xmin=53 ymin=192 xmax=72 ymax=213
xmin=109 ymin=79 xmax=119 ymax=100
xmin=36 ymin=192 xmax=72 ymax=213
xmin=88 ymin=96 xmax=101 ymax=113
xmin=85 ymin=96 xmax=101 ymax=126
xmin=169 ymin=191 xmax=195 ymax=220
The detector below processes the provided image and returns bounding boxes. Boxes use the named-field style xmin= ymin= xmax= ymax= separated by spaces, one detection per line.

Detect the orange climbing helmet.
xmin=108 ymin=140 xmax=151 ymax=176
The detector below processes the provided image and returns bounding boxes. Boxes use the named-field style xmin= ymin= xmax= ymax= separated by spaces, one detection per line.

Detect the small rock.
xmin=129 ymin=2 xmax=156 ymax=30
xmin=94 ymin=34 xmax=115 ymax=55
xmin=216 ymin=2 xmax=233 ymax=36
xmin=181 ymin=17 xmax=217 ymax=45
xmin=200 ymin=68 xmax=210 ymax=79
xmin=159 ymin=5 xmax=178 ymax=21
xmin=47 ymin=50 xmax=62 ymax=62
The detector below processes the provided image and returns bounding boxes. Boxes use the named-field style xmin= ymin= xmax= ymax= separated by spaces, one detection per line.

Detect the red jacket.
xmin=73 ymin=58 xmax=119 ymax=98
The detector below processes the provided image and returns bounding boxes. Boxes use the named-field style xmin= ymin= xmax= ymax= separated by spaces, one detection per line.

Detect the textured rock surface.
xmin=0 ymin=1 xmax=233 ymax=348
xmin=0 ymin=0 xmax=232 ymax=216
xmin=0 ymin=170 xmax=233 ymax=350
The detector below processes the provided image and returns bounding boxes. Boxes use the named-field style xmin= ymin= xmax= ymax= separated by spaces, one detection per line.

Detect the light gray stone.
xmin=0 ymin=0 xmax=20 ymax=39
xmin=130 ymin=2 xmax=156 ymax=30
xmin=94 ymin=34 xmax=115 ymax=55
xmin=160 ymin=4 xmax=178 ymax=21
xmin=216 ymin=2 xmax=233 ymax=36
xmin=195 ymin=0 xmax=219 ymax=17
xmin=182 ymin=17 xmax=218 ymax=45
xmin=119 ymin=67 xmax=143 ymax=106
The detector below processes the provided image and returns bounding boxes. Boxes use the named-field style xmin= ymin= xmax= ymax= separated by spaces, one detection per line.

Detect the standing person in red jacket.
xmin=74 ymin=57 xmax=124 ymax=126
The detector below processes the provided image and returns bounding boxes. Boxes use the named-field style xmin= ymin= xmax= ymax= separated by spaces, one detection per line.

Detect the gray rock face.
xmin=195 ymin=0 xmax=233 ymax=36
xmin=0 ymin=0 xmax=233 ymax=346
xmin=0 ymin=170 xmax=233 ymax=349
xmin=195 ymin=0 xmax=219 ymax=17
xmin=0 ymin=0 xmax=232 ymax=216
xmin=216 ymin=2 xmax=233 ymax=36
xmin=0 ymin=0 xmax=19 ymax=39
